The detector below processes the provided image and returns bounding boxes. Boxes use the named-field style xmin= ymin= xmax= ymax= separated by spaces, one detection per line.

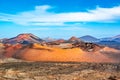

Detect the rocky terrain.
xmin=0 ymin=61 xmax=120 ymax=80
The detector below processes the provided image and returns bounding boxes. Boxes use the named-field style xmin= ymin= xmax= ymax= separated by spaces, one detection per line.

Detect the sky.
xmin=0 ymin=0 xmax=120 ymax=39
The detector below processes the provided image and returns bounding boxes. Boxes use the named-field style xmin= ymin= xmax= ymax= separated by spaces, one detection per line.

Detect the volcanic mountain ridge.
xmin=2 ymin=33 xmax=44 ymax=44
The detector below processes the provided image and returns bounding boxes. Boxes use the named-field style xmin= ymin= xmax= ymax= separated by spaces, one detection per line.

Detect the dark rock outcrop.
xmin=73 ymin=42 xmax=104 ymax=52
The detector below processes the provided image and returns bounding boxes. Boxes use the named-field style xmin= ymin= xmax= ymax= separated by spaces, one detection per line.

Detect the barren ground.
xmin=0 ymin=62 xmax=120 ymax=80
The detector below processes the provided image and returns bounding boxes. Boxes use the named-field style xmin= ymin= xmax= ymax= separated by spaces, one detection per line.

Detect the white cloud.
xmin=29 ymin=23 xmax=91 ymax=32
xmin=29 ymin=22 xmax=64 ymax=26
xmin=29 ymin=27 xmax=50 ymax=30
xmin=0 ymin=5 xmax=120 ymax=26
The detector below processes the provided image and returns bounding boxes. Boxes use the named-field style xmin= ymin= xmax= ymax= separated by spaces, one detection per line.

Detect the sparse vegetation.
xmin=0 ymin=62 xmax=120 ymax=80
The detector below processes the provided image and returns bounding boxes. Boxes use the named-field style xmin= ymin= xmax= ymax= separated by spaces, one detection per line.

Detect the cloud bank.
xmin=0 ymin=5 xmax=120 ymax=26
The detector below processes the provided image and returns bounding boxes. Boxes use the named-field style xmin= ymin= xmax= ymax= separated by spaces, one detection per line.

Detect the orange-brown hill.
xmin=4 ymin=43 xmax=120 ymax=63
xmin=68 ymin=36 xmax=81 ymax=42
xmin=4 ymin=44 xmax=22 ymax=57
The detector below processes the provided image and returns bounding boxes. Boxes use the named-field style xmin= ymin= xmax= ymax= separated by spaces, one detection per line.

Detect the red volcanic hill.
xmin=3 ymin=33 xmax=44 ymax=44
xmin=46 ymin=39 xmax=66 ymax=45
xmin=53 ymin=39 xmax=66 ymax=44
xmin=4 ymin=43 xmax=23 ymax=57
xmin=68 ymin=36 xmax=82 ymax=42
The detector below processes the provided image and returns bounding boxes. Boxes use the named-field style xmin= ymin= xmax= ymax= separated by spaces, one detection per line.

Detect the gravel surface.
xmin=0 ymin=62 xmax=120 ymax=80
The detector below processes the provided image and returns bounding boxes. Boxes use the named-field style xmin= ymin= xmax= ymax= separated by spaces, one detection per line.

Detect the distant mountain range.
xmin=79 ymin=35 xmax=99 ymax=42
xmin=96 ymin=35 xmax=120 ymax=49
xmin=0 ymin=33 xmax=120 ymax=49
xmin=79 ymin=35 xmax=120 ymax=49
xmin=100 ymin=35 xmax=120 ymax=42
xmin=96 ymin=41 xmax=120 ymax=50
xmin=79 ymin=35 xmax=120 ymax=43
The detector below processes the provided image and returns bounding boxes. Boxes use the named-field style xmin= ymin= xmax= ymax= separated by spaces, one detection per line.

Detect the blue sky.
xmin=0 ymin=0 xmax=120 ymax=39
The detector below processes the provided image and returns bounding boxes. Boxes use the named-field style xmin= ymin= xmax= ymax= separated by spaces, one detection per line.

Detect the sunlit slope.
xmin=11 ymin=43 xmax=119 ymax=62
